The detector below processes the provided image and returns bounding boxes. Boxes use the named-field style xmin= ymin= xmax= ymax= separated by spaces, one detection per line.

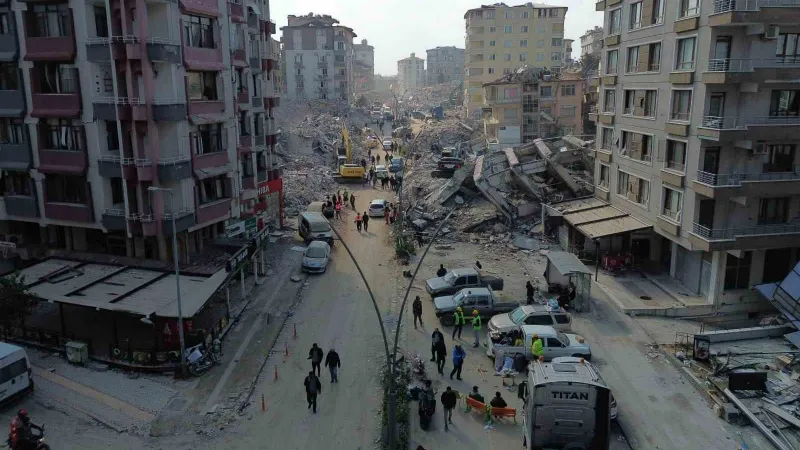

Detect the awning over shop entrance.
xmin=548 ymin=197 xmax=652 ymax=240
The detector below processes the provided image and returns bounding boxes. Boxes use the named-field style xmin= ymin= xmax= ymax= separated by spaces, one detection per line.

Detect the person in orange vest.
xmin=354 ymin=213 xmax=363 ymax=232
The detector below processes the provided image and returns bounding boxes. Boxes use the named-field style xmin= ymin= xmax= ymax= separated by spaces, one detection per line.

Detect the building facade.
xmin=464 ymin=3 xmax=568 ymax=118
xmin=397 ymin=53 xmax=425 ymax=92
xmin=426 ymin=46 xmax=465 ymax=86
xmin=374 ymin=74 xmax=397 ymax=93
xmin=591 ymin=0 xmax=800 ymax=309
xmin=353 ymin=39 xmax=374 ymax=93
xmin=0 ymin=0 xmax=280 ymax=264
xmin=281 ymin=14 xmax=356 ymax=102
xmin=563 ymin=38 xmax=574 ymax=63
xmin=579 ymin=26 xmax=604 ymax=58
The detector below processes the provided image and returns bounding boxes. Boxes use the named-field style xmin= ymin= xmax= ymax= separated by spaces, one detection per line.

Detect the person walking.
xmin=430 ymin=328 xmax=444 ymax=362
xmin=335 ymin=201 xmax=342 ymax=219
xmin=415 ymin=230 xmax=424 ymax=248
xmin=384 ymin=205 xmax=390 ymax=224
xmin=437 ymin=264 xmax=447 ymax=277
xmin=451 ymin=306 xmax=465 ymax=339
xmin=324 ymin=348 xmax=341 ymax=383
xmin=440 ymin=386 xmax=458 ymax=431
xmin=435 ymin=339 xmax=447 ymax=375
xmin=303 ymin=370 xmax=322 ymax=413
xmin=526 ymin=281 xmax=535 ymax=305
xmin=362 ymin=211 xmax=370 ymax=232
xmin=449 ymin=344 xmax=466 ymax=380
xmin=471 ymin=310 xmax=482 ymax=348
xmin=531 ymin=333 xmax=544 ymax=361
xmin=308 ymin=343 xmax=323 ymax=376
xmin=349 ymin=193 xmax=355 ymax=209
xmin=412 ymin=295 xmax=423 ymax=329
xmin=354 ymin=212 xmax=363 ymax=232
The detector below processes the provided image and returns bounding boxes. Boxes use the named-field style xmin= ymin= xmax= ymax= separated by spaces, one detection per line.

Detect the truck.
xmin=521 ymin=359 xmax=612 ymax=450
xmin=425 ymin=267 xmax=504 ymax=297
xmin=485 ymin=325 xmax=591 ymax=361
xmin=432 ymin=287 xmax=518 ymax=324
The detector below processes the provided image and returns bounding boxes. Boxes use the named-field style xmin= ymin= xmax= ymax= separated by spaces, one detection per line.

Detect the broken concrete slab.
xmin=513 ymin=236 xmax=540 ymax=250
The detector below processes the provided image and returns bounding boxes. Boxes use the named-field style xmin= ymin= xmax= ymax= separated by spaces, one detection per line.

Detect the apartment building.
xmin=563 ymin=38 xmax=574 ymax=63
xmin=426 ymin=46 xmax=465 ymax=86
xmin=354 ymin=39 xmax=374 ymax=93
xmin=483 ymin=67 xmax=584 ymax=147
xmin=397 ymin=53 xmax=425 ymax=92
xmin=463 ymin=3 xmax=568 ymax=118
xmin=374 ymin=74 xmax=397 ymax=93
xmin=0 ymin=0 xmax=281 ymax=263
xmin=580 ymin=26 xmax=604 ymax=57
xmin=281 ymin=14 xmax=356 ymax=102
xmin=590 ymin=0 xmax=800 ymax=309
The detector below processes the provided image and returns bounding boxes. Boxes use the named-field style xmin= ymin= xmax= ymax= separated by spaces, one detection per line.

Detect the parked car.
xmin=551 ymin=356 xmax=618 ymax=420
xmin=425 ymin=267 xmax=504 ymax=297
xmin=375 ymin=165 xmax=389 ymax=180
xmin=382 ymin=139 xmax=393 ymax=150
xmin=433 ymin=287 xmax=518 ymax=324
xmin=297 ymin=212 xmax=334 ymax=246
xmin=308 ymin=201 xmax=334 ymax=219
xmin=389 ymin=157 xmax=404 ymax=173
xmin=368 ymin=199 xmax=387 ymax=217
xmin=488 ymin=305 xmax=572 ymax=335
xmin=486 ymin=325 xmax=591 ymax=361
xmin=302 ymin=240 xmax=331 ymax=273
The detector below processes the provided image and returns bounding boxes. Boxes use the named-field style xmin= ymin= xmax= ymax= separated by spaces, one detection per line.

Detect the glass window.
xmin=560 ymin=105 xmax=576 ymax=117
xmin=504 ymin=40 xmax=513 ymax=48
xmin=536 ymin=53 xmax=544 ymax=61
xmin=561 ymin=84 xmax=575 ymax=96
xmin=671 ymin=90 xmax=692 ymax=121
xmin=630 ymin=1 xmax=643 ymax=30
xmin=504 ymin=25 xmax=512 ymax=33
xmin=0 ymin=359 xmax=27 ymax=383
xmin=489 ymin=40 xmax=496 ymax=47
xmin=31 ymin=4 xmax=70 ymax=38
xmin=603 ymin=89 xmax=615 ymax=113
xmin=759 ymin=197 xmax=790 ymax=225
xmin=551 ymin=52 xmax=562 ymax=61
xmin=675 ymin=37 xmax=696 ymax=70
xmin=504 ymin=53 xmax=512 ymax=61
xmin=609 ymin=8 xmax=622 ymax=35
xmin=519 ymin=53 xmax=528 ymax=61
xmin=777 ymin=34 xmax=800 ymax=60
xmin=648 ymin=43 xmax=661 ymax=71
xmin=520 ymin=39 xmax=528 ymax=47
xmin=626 ymin=46 xmax=640 ymax=73
xmin=724 ymin=252 xmax=752 ymax=290
xmin=652 ymin=0 xmax=665 ymax=24
xmin=552 ymin=38 xmax=563 ymax=47
xmin=617 ymin=170 xmax=650 ymax=205
xmin=0 ymin=64 xmax=17 ymax=90
xmin=766 ymin=144 xmax=796 ymax=172
xmin=187 ymin=71 xmax=218 ymax=100
xmin=45 ymin=175 xmax=87 ymax=203
xmin=666 ymin=140 xmax=687 ymax=172
xmin=606 ymin=50 xmax=618 ymax=74
xmin=661 ymin=187 xmax=682 ymax=220
xmin=526 ymin=315 xmax=553 ymax=325
xmin=182 ymin=14 xmax=215 ymax=48
xmin=0 ymin=119 xmax=23 ymax=145
xmin=769 ymin=90 xmax=800 ymax=117
xmin=623 ymin=89 xmax=657 ymax=117
xmin=601 ymin=127 xmax=614 ymax=150
xmin=599 ymin=164 xmax=610 ymax=188
xmin=679 ymin=0 xmax=699 ymax=18
xmin=41 ymin=119 xmax=84 ymax=151
xmin=520 ymin=25 xmax=529 ymax=32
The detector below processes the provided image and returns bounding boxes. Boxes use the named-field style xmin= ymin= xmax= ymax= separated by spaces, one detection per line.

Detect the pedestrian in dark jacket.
xmin=450 ymin=344 xmax=466 ymax=380
xmin=490 ymin=391 xmax=508 ymax=408
xmin=349 ymin=193 xmax=356 ymax=209
xmin=362 ymin=212 xmax=370 ymax=232
xmin=526 ymin=281 xmax=535 ymax=305
xmin=412 ymin=295 xmax=423 ymax=329
xmin=440 ymin=386 xmax=458 ymax=431
xmin=435 ymin=338 xmax=447 ymax=375
xmin=324 ymin=348 xmax=341 ymax=383
xmin=304 ymin=370 xmax=322 ymax=413
xmin=437 ymin=264 xmax=447 ymax=277
xmin=415 ymin=230 xmax=424 ymax=248
xmin=430 ymin=328 xmax=444 ymax=362
xmin=308 ymin=343 xmax=323 ymax=376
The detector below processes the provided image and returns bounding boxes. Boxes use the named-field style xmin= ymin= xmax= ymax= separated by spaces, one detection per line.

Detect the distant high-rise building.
xmin=354 ymin=39 xmax=375 ymax=93
xmin=397 ymin=53 xmax=425 ymax=92
xmin=281 ymin=14 xmax=357 ymax=102
xmin=426 ymin=46 xmax=465 ymax=86
xmin=463 ymin=3 xmax=568 ymax=118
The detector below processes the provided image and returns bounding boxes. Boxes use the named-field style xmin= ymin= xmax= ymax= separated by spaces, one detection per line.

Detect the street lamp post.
xmin=148 ymin=186 xmax=188 ymax=378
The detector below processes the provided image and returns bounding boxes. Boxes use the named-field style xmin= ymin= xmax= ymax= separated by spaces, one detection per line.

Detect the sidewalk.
xmin=594 ymin=269 xmax=713 ymax=316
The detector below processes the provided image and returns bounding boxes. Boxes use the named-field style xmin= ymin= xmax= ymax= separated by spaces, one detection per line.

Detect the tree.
xmin=0 ymin=273 xmax=33 ymax=329
xmin=355 ymin=94 xmax=370 ymax=108
xmin=579 ymin=53 xmax=600 ymax=78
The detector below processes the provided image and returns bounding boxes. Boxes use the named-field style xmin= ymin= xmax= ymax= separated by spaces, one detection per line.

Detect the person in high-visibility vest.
xmin=452 ymin=306 xmax=465 ymax=339
xmin=471 ymin=310 xmax=482 ymax=348
xmin=531 ymin=333 xmax=544 ymax=360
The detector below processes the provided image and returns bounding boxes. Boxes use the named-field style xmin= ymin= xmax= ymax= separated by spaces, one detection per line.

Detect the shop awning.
xmin=576 ymin=215 xmax=651 ymax=239
xmin=548 ymin=197 xmax=652 ymax=240
xmin=194 ymin=163 xmax=232 ymax=180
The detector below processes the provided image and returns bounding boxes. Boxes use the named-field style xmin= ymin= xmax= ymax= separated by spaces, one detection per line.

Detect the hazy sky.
xmin=270 ymin=0 xmax=603 ymax=75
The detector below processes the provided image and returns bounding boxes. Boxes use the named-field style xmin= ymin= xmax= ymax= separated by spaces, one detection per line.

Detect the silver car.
xmin=302 ymin=241 xmax=331 ymax=273
xmin=368 ymin=199 xmax=387 ymax=217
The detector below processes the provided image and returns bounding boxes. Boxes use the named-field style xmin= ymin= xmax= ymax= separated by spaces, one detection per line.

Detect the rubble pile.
xmin=280 ymin=154 xmax=336 ymax=216
xmin=411 ymin=117 xmax=479 ymax=152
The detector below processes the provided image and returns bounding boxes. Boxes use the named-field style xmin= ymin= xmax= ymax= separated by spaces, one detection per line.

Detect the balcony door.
xmin=698 ymin=199 xmax=715 ymax=229
xmin=713 ymin=37 xmax=731 ymax=70
xmin=708 ymin=93 xmax=725 ymax=118
xmin=702 ymin=147 xmax=720 ymax=174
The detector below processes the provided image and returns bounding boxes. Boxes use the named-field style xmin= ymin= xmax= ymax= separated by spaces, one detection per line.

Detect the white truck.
xmin=0 ymin=342 xmax=33 ymax=405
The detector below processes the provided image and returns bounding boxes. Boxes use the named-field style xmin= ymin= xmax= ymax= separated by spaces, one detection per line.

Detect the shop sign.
xmin=226 ymin=221 xmax=246 ymax=238
xmin=225 ymin=246 xmax=251 ymax=272
xmin=245 ymin=217 xmax=258 ymax=233
xmin=251 ymin=226 xmax=270 ymax=250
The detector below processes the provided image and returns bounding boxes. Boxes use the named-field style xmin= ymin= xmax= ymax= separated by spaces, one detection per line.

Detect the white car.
xmin=375 ymin=165 xmax=389 ymax=179
xmin=302 ymin=241 xmax=331 ymax=273
xmin=368 ymin=199 xmax=387 ymax=217
xmin=551 ymin=356 xmax=618 ymax=420
xmin=382 ymin=139 xmax=393 ymax=150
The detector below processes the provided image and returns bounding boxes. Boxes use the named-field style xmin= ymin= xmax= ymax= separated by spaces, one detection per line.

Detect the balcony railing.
xmin=707 ymin=57 xmax=800 ymax=72
xmin=696 ymin=168 xmax=800 ymax=186
xmin=485 ymin=96 xmax=520 ymax=104
xmin=712 ymin=0 xmax=800 ymax=14
xmin=693 ymin=221 xmax=800 ymax=241
xmin=701 ymin=115 xmax=800 ymax=129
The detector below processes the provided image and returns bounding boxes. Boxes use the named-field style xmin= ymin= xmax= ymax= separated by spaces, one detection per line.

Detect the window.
xmin=769 ymin=90 xmax=800 ymax=117
xmin=661 ymin=187 xmax=682 ymax=220
xmin=519 ymin=53 xmax=528 ymax=61
xmin=40 ymin=119 xmax=84 ymax=151
xmin=665 ymin=140 xmax=687 ymax=172
xmin=616 ymin=171 xmax=650 ymax=205
xmin=560 ymin=105 xmax=576 ymax=117
xmin=489 ymin=54 xmax=496 ymax=61
xmin=187 ymin=71 xmax=218 ymax=100
xmin=759 ymin=198 xmax=790 ymax=225
xmin=609 ymin=8 xmax=622 ymax=35
xmin=488 ymin=67 xmax=495 ymax=74
xmin=603 ymin=89 xmax=616 ymax=113
xmin=503 ymin=68 xmax=511 ymax=75
xmin=536 ymin=39 xmax=545 ymax=48
xmin=540 ymin=86 xmax=553 ymax=98
xmin=239 ymin=111 xmax=250 ymax=136
xmin=679 ymin=0 xmax=699 ymax=18
xmin=1 ymin=171 xmax=31 ymax=197
xmin=484 ymin=10 xmax=495 ymax=19
xmin=504 ymin=40 xmax=513 ymax=48
xmin=549 ymin=8 xmax=559 ymax=17
xmin=552 ymin=38 xmax=563 ymax=47
xmin=192 ymin=123 xmax=226 ymax=155
xmin=93 ymin=6 xmax=108 ymax=38
xmin=504 ymin=53 xmax=512 ymax=61
xmin=504 ymin=25 xmax=512 ymax=33
xmin=0 ymin=119 xmax=23 ymax=145
xmin=601 ymin=127 xmax=615 ymax=151
xmin=110 ymin=177 xmax=124 ymax=205
xmin=199 ymin=175 xmax=226 ymax=204
xmin=551 ymin=52 xmax=562 ymax=61
xmin=623 ymin=89 xmax=657 ymax=117
xmin=0 ymin=64 xmax=17 ymax=90
xmin=670 ymin=90 xmax=692 ymax=121
xmin=182 ymin=14 xmax=215 ymax=48
xmin=777 ymin=34 xmax=800 ymax=61
xmin=34 ymin=63 xmax=77 ymax=94
xmin=606 ymin=50 xmax=618 ymax=74
xmin=489 ymin=26 xmax=496 ymax=32
xmin=489 ymin=40 xmax=496 ymax=47
xmin=766 ymin=144 xmax=796 ymax=172
xmin=626 ymin=46 xmax=639 ymax=73
xmin=630 ymin=1 xmax=643 ymax=30
xmin=45 ymin=175 xmax=87 ymax=204
xmin=561 ymin=84 xmax=575 ymax=96
xmin=621 ymin=130 xmax=653 ymax=162
xmin=675 ymin=37 xmax=696 ymax=70
xmin=0 ymin=12 xmax=11 ymax=35
xmin=520 ymin=11 xmax=530 ymax=19
xmin=725 ymin=252 xmax=752 ymax=290
xmin=538 ymin=8 xmax=547 ymax=17
xmin=520 ymin=39 xmax=528 ymax=47
xmin=537 ymin=24 xmax=546 ymax=33
xmin=520 ymin=25 xmax=529 ymax=32
xmin=652 ymin=0 xmax=665 ymax=24
xmin=599 ymin=164 xmax=610 ymax=188
xmin=505 ymin=11 xmax=513 ymax=19
xmin=30 ymin=4 xmax=70 ymax=37
xmin=536 ymin=53 xmax=544 ymax=61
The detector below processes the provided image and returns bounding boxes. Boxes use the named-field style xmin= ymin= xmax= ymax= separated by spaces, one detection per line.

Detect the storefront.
xmin=254 ymin=178 xmax=284 ymax=228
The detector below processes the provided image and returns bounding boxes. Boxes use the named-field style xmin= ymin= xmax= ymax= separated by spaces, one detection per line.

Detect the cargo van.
xmin=0 ymin=342 xmax=34 ymax=405
xmin=521 ymin=359 xmax=611 ymax=450
xmin=298 ymin=212 xmax=334 ymax=245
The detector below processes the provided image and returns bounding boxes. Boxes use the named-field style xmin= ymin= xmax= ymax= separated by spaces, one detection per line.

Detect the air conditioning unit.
xmin=65 ymin=341 xmax=89 ymax=364
xmin=763 ymin=25 xmax=779 ymax=39
xmin=752 ymin=141 xmax=768 ymax=155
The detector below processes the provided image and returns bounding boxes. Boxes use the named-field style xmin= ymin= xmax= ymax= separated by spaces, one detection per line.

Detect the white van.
xmin=298 ymin=212 xmax=334 ymax=245
xmin=0 ymin=342 xmax=33 ymax=404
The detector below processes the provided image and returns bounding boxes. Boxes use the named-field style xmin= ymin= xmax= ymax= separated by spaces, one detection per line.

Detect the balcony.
xmin=251 ymin=96 xmax=263 ymax=108
xmin=183 ymin=46 xmax=225 ymax=71
xmin=146 ymin=38 xmax=182 ymax=64
xmin=196 ymin=198 xmax=231 ymax=224
xmin=228 ymin=1 xmax=245 ymax=22
xmin=0 ymin=18 xmax=18 ymax=61
xmin=97 ymin=154 xmax=137 ymax=179
xmin=30 ymin=69 xmax=81 ymax=118
xmin=24 ymin=20 xmax=76 ymax=61
xmin=588 ymin=105 xmax=598 ymax=122
xmin=247 ymin=13 xmax=259 ymax=31
xmin=690 ymin=221 xmax=800 ymax=251
xmin=44 ymin=193 xmax=93 ymax=222
xmin=162 ymin=210 xmax=195 ymax=235
xmin=484 ymin=96 xmax=520 ymax=105
xmin=250 ymin=54 xmax=261 ymax=71
xmin=232 ymin=48 xmax=247 ymax=67
xmin=187 ymin=99 xmax=225 ymax=118
xmin=93 ymin=97 xmax=147 ymax=122
xmin=179 ymin=0 xmax=222 ymax=18
xmin=710 ymin=0 xmax=800 ymax=26
xmin=698 ymin=115 xmax=800 ymax=141
xmin=267 ymin=21 xmax=276 ymax=35
xmin=101 ymin=209 xmax=130 ymax=231
xmin=152 ymin=98 xmax=186 ymax=122
xmin=5 ymin=195 xmax=39 ymax=218
xmin=239 ymin=133 xmax=252 ymax=153
xmin=0 ymin=76 xmax=25 ymax=117
xmin=693 ymin=168 xmax=800 ymax=198
xmin=236 ymin=89 xmax=249 ymax=105
xmin=0 ymin=134 xmax=32 ymax=170
xmin=157 ymin=154 xmax=192 ymax=181
xmin=703 ymin=57 xmax=800 ymax=83
xmin=37 ymin=126 xmax=87 ymax=174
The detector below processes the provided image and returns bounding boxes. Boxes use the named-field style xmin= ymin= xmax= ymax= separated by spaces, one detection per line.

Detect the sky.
xmin=270 ymin=0 xmax=604 ymax=75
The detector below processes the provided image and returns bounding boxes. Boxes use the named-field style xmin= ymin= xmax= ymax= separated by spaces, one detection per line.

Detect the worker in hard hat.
xmin=452 ymin=306 xmax=465 ymax=340
xmin=471 ymin=310 xmax=482 ymax=348
xmin=531 ymin=333 xmax=544 ymax=360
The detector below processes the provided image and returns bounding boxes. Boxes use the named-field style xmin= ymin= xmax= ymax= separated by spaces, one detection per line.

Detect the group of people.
xmin=303 ymin=343 xmax=341 ymax=414
xmin=327 ymin=191 xmax=356 ymax=220
xmin=438 ymin=385 xmax=508 ymax=432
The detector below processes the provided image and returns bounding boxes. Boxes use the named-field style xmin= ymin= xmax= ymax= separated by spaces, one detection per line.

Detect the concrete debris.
xmin=290 ymin=276 xmax=302 ymax=282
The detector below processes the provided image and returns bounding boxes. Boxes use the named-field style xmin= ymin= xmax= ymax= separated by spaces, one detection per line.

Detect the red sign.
xmin=256 ymin=178 xmax=282 ymax=197
xmin=254 ymin=177 xmax=284 ymax=227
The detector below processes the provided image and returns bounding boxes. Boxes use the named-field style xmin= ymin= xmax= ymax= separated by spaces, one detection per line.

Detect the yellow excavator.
xmin=333 ymin=125 xmax=365 ymax=183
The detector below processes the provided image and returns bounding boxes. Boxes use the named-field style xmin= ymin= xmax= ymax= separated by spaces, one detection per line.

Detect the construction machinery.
xmin=333 ymin=125 xmax=365 ymax=183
